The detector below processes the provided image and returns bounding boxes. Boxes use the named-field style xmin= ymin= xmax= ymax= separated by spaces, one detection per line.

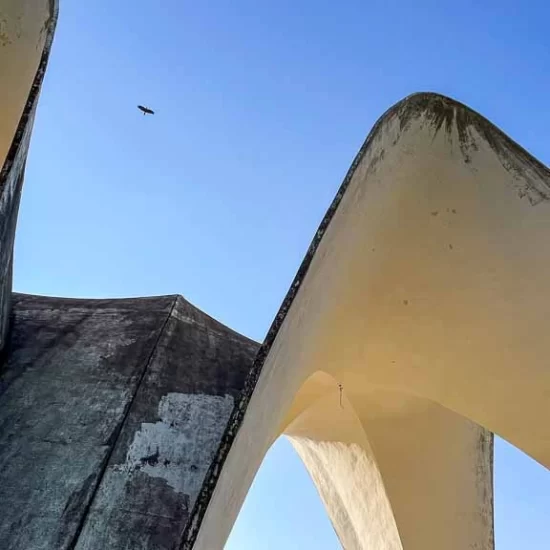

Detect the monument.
xmin=0 ymin=2 xmax=548 ymax=549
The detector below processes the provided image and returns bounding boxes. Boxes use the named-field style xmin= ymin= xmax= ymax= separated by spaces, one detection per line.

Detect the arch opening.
xmin=205 ymin=368 xmax=495 ymax=550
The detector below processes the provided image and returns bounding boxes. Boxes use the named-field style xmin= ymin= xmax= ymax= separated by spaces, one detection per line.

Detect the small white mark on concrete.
xmin=119 ymin=393 xmax=234 ymax=501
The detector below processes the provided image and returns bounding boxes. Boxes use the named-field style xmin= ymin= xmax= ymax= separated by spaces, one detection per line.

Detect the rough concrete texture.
xmin=0 ymin=0 xmax=57 ymax=354
xmin=0 ymin=294 xmax=258 ymax=549
xmin=1 ymin=2 xmax=549 ymax=549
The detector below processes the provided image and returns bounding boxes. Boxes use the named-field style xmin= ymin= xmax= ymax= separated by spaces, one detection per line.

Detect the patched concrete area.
xmin=0 ymin=294 xmax=258 ymax=550
xmin=120 ymin=393 xmax=234 ymax=497
xmin=0 ymin=294 xmax=175 ymax=549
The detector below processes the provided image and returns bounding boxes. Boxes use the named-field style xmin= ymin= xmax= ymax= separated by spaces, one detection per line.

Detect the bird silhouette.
xmin=137 ymin=105 xmax=155 ymax=115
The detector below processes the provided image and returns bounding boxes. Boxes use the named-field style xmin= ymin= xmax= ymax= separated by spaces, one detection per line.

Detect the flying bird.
xmin=137 ymin=105 xmax=155 ymax=115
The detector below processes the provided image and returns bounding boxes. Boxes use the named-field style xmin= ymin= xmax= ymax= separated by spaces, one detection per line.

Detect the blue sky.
xmin=16 ymin=1 xmax=549 ymax=548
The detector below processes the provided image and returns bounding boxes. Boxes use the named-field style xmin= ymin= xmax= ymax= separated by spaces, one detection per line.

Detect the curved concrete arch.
xmin=189 ymin=93 xmax=550 ymax=550
xmin=0 ymin=0 xmax=56 ymax=168
xmin=284 ymin=372 xmax=404 ymax=550
xmin=0 ymin=4 xmax=547 ymax=546
xmin=287 ymin=381 xmax=492 ymax=550
xmin=0 ymin=0 xmax=58 ymax=354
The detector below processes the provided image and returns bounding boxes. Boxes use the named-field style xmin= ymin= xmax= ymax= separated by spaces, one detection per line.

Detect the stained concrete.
xmin=0 ymin=294 xmax=258 ymax=549
xmin=1 ymin=2 xmax=549 ymax=548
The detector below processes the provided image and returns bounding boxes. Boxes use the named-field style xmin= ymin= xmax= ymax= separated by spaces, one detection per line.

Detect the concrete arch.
xmin=0 ymin=4 xmax=547 ymax=548
xmin=0 ymin=0 xmax=58 ymax=354
xmin=284 ymin=372 xmax=492 ymax=550
xmin=190 ymin=94 xmax=549 ymax=549
xmin=0 ymin=0 xmax=56 ymax=169
xmin=283 ymin=371 xmax=403 ymax=550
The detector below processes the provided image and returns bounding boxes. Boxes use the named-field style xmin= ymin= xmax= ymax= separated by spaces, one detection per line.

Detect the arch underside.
xmin=285 ymin=373 xmax=493 ymax=550
xmin=193 ymin=94 xmax=550 ymax=549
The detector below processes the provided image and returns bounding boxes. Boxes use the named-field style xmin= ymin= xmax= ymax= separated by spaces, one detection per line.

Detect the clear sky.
xmin=16 ymin=1 xmax=549 ymax=548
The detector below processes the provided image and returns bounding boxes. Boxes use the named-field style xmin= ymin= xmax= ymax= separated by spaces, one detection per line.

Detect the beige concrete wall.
xmin=0 ymin=0 xmax=51 ymax=169
xmin=287 ymin=381 xmax=493 ymax=550
xmin=0 ymin=0 xmax=56 ymax=354
xmin=287 ymin=386 xmax=404 ymax=550
xmin=193 ymin=94 xmax=549 ymax=549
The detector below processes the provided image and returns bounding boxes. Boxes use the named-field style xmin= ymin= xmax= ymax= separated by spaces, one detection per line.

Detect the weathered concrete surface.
xmin=0 ymin=6 xmax=547 ymax=544
xmin=190 ymin=93 xmax=550 ymax=550
xmin=0 ymin=0 xmax=57 ymax=354
xmin=0 ymin=293 xmax=258 ymax=549
xmin=0 ymin=0 xmax=55 ymax=167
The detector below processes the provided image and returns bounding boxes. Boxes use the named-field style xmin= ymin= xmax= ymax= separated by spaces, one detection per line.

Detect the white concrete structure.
xmin=191 ymin=94 xmax=550 ymax=550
